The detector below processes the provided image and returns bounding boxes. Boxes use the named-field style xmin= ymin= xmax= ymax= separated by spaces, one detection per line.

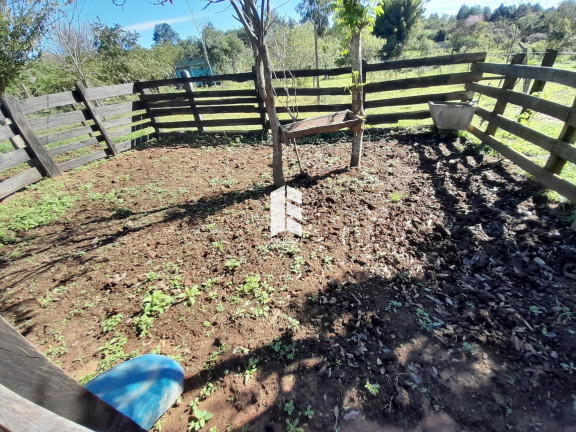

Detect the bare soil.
xmin=1 ymin=129 xmax=575 ymax=432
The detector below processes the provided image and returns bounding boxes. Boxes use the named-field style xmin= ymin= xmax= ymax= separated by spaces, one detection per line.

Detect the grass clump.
xmin=0 ymin=190 xmax=77 ymax=245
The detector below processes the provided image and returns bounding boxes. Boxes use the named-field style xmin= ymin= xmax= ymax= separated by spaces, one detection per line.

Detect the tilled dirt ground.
xmin=1 ymin=129 xmax=575 ymax=432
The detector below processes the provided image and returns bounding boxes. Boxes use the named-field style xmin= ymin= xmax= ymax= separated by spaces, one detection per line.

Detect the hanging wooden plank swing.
xmin=280 ymin=110 xmax=363 ymax=173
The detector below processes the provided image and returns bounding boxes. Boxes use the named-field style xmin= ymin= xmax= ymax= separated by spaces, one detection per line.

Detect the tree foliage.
xmin=373 ymin=0 xmax=426 ymax=59
xmin=153 ymin=23 xmax=180 ymax=45
xmin=0 ymin=0 xmax=69 ymax=94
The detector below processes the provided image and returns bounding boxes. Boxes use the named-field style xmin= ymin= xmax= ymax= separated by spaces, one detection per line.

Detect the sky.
xmin=76 ymin=0 xmax=563 ymax=48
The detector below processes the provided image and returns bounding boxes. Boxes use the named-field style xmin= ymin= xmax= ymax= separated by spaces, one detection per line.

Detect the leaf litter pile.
xmin=1 ymin=129 xmax=575 ymax=432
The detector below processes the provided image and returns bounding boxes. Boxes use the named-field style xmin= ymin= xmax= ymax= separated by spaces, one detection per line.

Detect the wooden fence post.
xmin=136 ymin=82 xmax=161 ymax=137
xmin=0 ymin=316 xmax=145 ymax=432
xmin=75 ymin=82 xmax=119 ymax=156
xmin=544 ymin=96 xmax=576 ymax=175
xmin=362 ymin=58 xmax=368 ymax=106
xmin=519 ymin=49 xmax=558 ymax=116
xmin=483 ymin=52 xmax=527 ymax=137
xmin=181 ymin=70 xmax=204 ymax=132
xmin=1 ymin=95 xmax=61 ymax=177
xmin=252 ymin=66 xmax=268 ymax=132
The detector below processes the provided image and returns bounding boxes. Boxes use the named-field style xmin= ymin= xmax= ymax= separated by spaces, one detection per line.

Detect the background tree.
xmin=334 ymin=0 xmax=382 ymax=167
xmin=373 ymin=0 xmax=426 ymax=59
xmin=0 ymin=0 xmax=69 ymax=95
xmin=92 ymin=20 xmax=140 ymax=83
xmin=296 ymin=0 xmax=332 ymax=99
xmin=46 ymin=2 xmax=96 ymax=88
xmin=153 ymin=23 xmax=180 ymax=45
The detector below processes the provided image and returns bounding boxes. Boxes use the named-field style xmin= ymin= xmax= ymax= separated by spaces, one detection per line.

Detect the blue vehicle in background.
xmin=174 ymin=58 xmax=220 ymax=87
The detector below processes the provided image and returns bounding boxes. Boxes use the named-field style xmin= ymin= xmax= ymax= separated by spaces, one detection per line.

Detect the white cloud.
xmin=124 ymin=17 xmax=188 ymax=32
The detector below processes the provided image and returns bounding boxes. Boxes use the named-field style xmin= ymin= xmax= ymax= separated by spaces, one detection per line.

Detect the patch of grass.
xmin=102 ymin=313 xmax=124 ymax=333
xmin=0 ymin=190 xmax=77 ymax=245
xmin=133 ymin=290 xmax=175 ymax=337
xmin=388 ymin=191 xmax=405 ymax=203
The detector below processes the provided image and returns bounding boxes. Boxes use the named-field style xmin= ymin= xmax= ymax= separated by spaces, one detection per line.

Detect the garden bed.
xmin=1 ymin=129 xmax=575 ymax=432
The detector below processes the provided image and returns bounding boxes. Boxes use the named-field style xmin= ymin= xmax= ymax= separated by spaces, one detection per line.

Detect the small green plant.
xmin=286 ymin=419 xmax=303 ymax=432
xmin=561 ymin=362 xmax=576 ymax=374
xmin=290 ymin=256 xmax=306 ymax=273
xmin=199 ymin=382 xmax=218 ymax=400
xmin=244 ymin=357 xmax=259 ymax=384
xmin=38 ymin=290 xmax=54 ymax=307
xmin=179 ymin=285 xmax=201 ymax=306
xmin=529 ymin=305 xmax=542 ymax=315
xmin=211 ymin=241 xmax=225 ymax=252
xmin=388 ymin=191 xmax=405 ymax=203
xmin=386 ymin=300 xmax=403 ymax=312
xmin=188 ymin=399 xmax=214 ymax=431
xmin=225 ymin=258 xmax=241 ymax=272
xmin=416 ymin=308 xmax=444 ymax=331
xmin=283 ymin=400 xmax=295 ymax=416
xmin=365 ymin=380 xmax=380 ymax=395
xmin=304 ymin=405 xmax=315 ymax=419
xmin=270 ymin=337 xmax=296 ymax=360
xmin=134 ymin=290 xmax=175 ymax=337
xmin=102 ymin=314 xmax=124 ymax=333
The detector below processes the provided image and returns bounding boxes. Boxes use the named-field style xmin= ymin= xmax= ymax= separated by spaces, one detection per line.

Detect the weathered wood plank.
xmin=467 ymin=82 xmax=574 ymax=125
xmin=0 ymin=384 xmax=93 ymax=432
xmin=472 ymin=62 xmax=576 ymax=89
xmin=19 ymin=91 xmax=80 ymax=114
xmin=475 ymin=107 xmax=576 ymax=165
xmin=276 ymin=103 xmax=351 ymax=114
xmin=117 ymin=140 xmax=132 ymax=152
xmin=365 ymin=52 xmax=487 ymax=73
xmin=365 ymin=90 xmax=471 ymax=109
xmin=95 ymin=101 xmax=145 ymax=118
xmin=28 ymin=110 xmax=89 ymax=132
xmin=181 ymin=70 xmax=204 ymax=132
xmin=0 ymin=316 xmax=145 ymax=431
xmin=367 ymin=110 xmax=432 ymax=125
xmin=149 ymin=97 xmax=259 ymax=109
xmin=85 ymin=83 xmax=137 ymax=100
xmin=47 ymin=137 xmax=100 ymax=157
xmin=520 ymin=49 xmax=558 ymax=116
xmin=159 ymin=129 xmax=264 ymax=137
xmin=484 ymin=53 xmax=526 ymax=137
xmin=38 ymin=125 xmax=96 ymax=146
xmin=58 ymin=150 xmax=108 ymax=171
xmin=109 ymin=127 xmax=132 ymax=138
xmin=76 ymin=82 xmax=119 ymax=156
xmin=0 ymin=148 xmax=31 ymax=171
xmin=364 ymin=72 xmax=482 ymax=94
xmin=0 ymin=124 xmax=17 ymax=141
xmin=545 ymin=96 xmax=576 ymax=174
xmin=1 ymin=95 xmax=61 ymax=177
xmin=103 ymin=115 xmax=147 ymax=130
xmin=0 ymin=167 xmax=43 ymax=199
xmin=150 ymin=105 xmax=259 ymax=117
xmin=140 ymin=71 xmax=255 ymax=88
xmin=138 ymin=92 xmax=186 ymax=103
xmin=468 ymin=124 xmax=576 ymax=202
xmin=155 ymin=117 xmax=262 ymax=129
xmin=274 ymin=86 xmax=349 ymax=97
xmin=137 ymin=83 xmax=162 ymax=136
xmin=281 ymin=111 xmax=362 ymax=140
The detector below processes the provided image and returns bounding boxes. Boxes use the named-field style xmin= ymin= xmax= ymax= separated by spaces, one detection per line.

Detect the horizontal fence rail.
xmin=2 ymin=50 xmax=575 ymax=212
xmin=467 ymin=50 xmax=576 ymax=207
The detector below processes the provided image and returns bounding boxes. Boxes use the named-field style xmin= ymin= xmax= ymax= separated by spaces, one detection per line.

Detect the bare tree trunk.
xmin=314 ymin=24 xmax=320 ymax=104
xmin=350 ymin=30 xmax=364 ymax=168
xmin=259 ymin=43 xmax=285 ymax=187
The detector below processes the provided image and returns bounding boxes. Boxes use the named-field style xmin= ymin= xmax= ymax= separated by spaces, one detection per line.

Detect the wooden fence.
xmin=0 ymin=82 xmax=151 ymax=199
xmin=466 ymin=51 xmax=576 ymax=206
xmin=1 ymin=51 xmax=575 ymax=212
